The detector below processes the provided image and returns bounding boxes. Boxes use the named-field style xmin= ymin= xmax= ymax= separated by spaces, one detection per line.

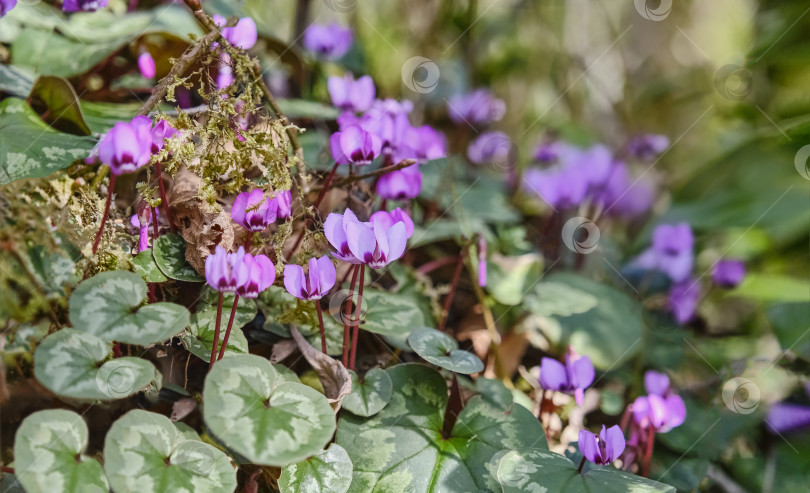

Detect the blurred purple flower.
xmin=669 ymin=279 xmax=700 ymax=323
xmin=217 ymin=52 xmax=234 ymax=90
xmin=634 ymin=223 xmax=694 ymax=283
xmin=138 ymin=52 xmax=155 ymax=79
xmin=467 ymin=131 xmax=513 ymax=167
xmin=532 ymin=140 xmax=567 ymax=163
xmin=330 ymin=125 xmax=382 ymax=165
xmin=231 ymin=189 xmax=278 ymax=232
xmin=358 ymin=99 xmax=413 ymax=149
xmin=236 ymin=253 xmax=275 ymax=298
xmin=205 ymin=246 xmax=249 ymax=293
xmin=767 ymin=403 xmax=810 ymax=434
xmin=0 ymin=0 xmax=16 ymax=17
xmin=596 ymin=163 xmax=655 ymax=218
xmin=369 ymin=208 xmax=414 ymax=238
xmin=579 ymin=425 xmax=626 ymax=466
xmin=284 ymin=256 xmax=336 ymax=301
xmin=376 ymin=165 xmax=423 ymax=200
xmin=644 ymin=370 xmax=671 ymax=396
xmin=712 ymin=259 xmax=745 ymax=288
xmin=130 ymin=209 xmax=151 ymax=253
xmin=448 ymin=89 xmax=505 ymax=126
xmin=212 ymin=15 xmax=258 ymax=50
xmin=97 ymin=120 xmax=152 ymax=175
xmin=539 ymin=353 xmax=595 ymax=406
xmin=328 ymin=73 xmax=375 ymax=113
xmin=627 ymin=134 xmax=669 ymax=161
xmin=395 ymin=125 xmax=446 ymax=163
xmin=63 ymin=0 xmax=106 ymax=12
xmin=633 ymin=393 xmax=686 ymax=433
xmin=149 ymin=120 xmax=177 ymax=153
xmin=522 ymin=166 xmax=588 ymax=210
xmin=567 ymin=144 xmax=614 ymax=190
xmin=275 ymin=190 xmax=292 ymax=220
xmin=303 ymin=23 xmax=353 ymax=60
xmin=478 ymin=236 xmax=487 ymax=287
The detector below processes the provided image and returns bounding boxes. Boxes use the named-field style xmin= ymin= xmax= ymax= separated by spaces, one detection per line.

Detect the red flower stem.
xmin=316 ymin=302 xmax=327 ymax=353
xmin=0 ymin=466 xmax=13 ymax=474
xmin=148 ymin=283 xmax=157 ymax=303
xmin=113 ymin=342 xmax=122 ymax=358
xmin=152 ymin=213 xmax=159 ymax=240
xmin=92 ymin=174 xmax=117 ymax=254
xmin=642 ymin=425 xmax=656 ymax=477
xmin=349 ymin=265 xmax=365 ymax=370
xmin=416 ymin=256 xmax=457 ymax=275
xmin=209 ymin=292 xmax=224 ymax=368
xmin=217 ymin=295 xmax=240 ymax=361
xmin=577 ymin=456 xmax=587 ymax=474
xmin=619 ymin=405 xmax=632 ymax=432
xmin=438 ymin=252 xmax=465 ymax=332
xmin=155 ymin=161 xmax=175 ymax=232
xmin=342 ymin=265 xmax=360 ymax=366
xmin=441 ymin=373 xmax=464 ymax=439
xmin=287 ymin=162 xmax=339 ymax=260
xmin=245 ymin=230 xmax=253 ymax=251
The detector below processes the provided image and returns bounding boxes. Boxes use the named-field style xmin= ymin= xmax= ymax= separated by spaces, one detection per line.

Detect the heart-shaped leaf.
xmin=133 ymin=249 xmax=168 ymax=283
xmin=360 ymin=289 xmax=426 ymax=336
xmin=337 ymin=364 xmax=546 ymax=492
xmin=34 ymin=329 xmax=161 ymax=400
xmin=180 ymin=294 xmax=254 ymax=361
xmin=495 ymin=448 xmax=675 ymax=493
xmin=407 ymin=328 xmax=484 ymax=374
xmin=153 ymin=233 xmax=205 ymax=282
xmin=69 ymin=270 xmax=190 ymax=345
xmin=342 ymin=369 xmax=392 ymax=417
xmin=104 ymin=410 xmax=237 ymax=493
xmin=278 ymin=443 xmax=353 ymax=493
xmin=13 ymin=410 xmax=109 ymax=493
xmin=203 ymin=354 xmax=336 ymax=466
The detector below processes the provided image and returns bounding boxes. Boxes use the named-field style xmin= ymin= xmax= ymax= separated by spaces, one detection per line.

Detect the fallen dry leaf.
xmin=291 ymin=327 xmax=351 ymax=410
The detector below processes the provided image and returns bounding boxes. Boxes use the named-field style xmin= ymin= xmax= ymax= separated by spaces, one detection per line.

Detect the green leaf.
xmin=337 ymin=364 xmax=547 ymax=492
xmin=495 ymin=448 xmax=675 ymax=492
xmin=34 ymin=329 xmax=161 ymax=400
xmin=180 ymin=294 xmax=254 ymax=361
xmin=202 ymin=354 xmax=336 ymax=466
xmin=407 ymin=328 xmax=484 ymax=374
xmin=729 ymin=274 xmax=810 ymax=303
xmin=277 ymin=99 xmax=340 ymax=120
xmin=132 ymin=249 xmax=168 ymax=283
xmin=359 ymin=289 xmax=426 ymax=337
xmin=768 ymin=302 xmax=810 ymax=361
xmin=530 ymin=273 xmax=643 ymax=370
xmin=0 ymin=64 xmax=35 ymax=97
xmin=29 ymin=76 xmax=92 ymax=135
xmin=0 ymin=98 xmax=95 ymax=185
xmin=153 ymin=233 xmax=205 ymax=282
xmin=279 ymin=444 xmax=353 ymax=493
xmin=487 ymin=253 xmax=543 ymax=306
xmin=342 ymin=369 xmax=393 ymax=417
xmin=81 ymin=100 xmax=141 ymax=134
xmin=69 ymin=270 xmax=190 ymax=345
xmin=13 ymin=410 xmax=109 ymax=493
xmin=104 ymin=410 xmax=237 ymax=493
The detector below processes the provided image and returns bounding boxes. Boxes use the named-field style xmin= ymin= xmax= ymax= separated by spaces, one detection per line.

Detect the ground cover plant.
xmin=0 ymin=0 xmax=809 ymax=491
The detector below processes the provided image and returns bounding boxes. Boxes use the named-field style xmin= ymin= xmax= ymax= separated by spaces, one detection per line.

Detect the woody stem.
xmin=217 ymin=295 xmax=240 ymax=361
xmin=92 ymin=174 xmax=116 ymax=254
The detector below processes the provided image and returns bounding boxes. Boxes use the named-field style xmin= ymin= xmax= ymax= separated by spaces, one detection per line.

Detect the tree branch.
xmin=327 ymin=159 xmax=418 ymax=190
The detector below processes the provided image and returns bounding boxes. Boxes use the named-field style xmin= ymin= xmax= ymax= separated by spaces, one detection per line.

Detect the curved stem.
xmin=209 ymin=292 xmax=224 ymax=368
xmin=155 ymin=161 xmax=175 ymax=232
xmin=349 ymin=265 xmax=366 ymax=370
xmin=92 ymin=174 xmax=117 ymax=254
xmin=217 ymin=295 xmax=240 ymax=361
xmin=342 ymin=265 xmax=360 ymax=366
xmin=438 ymin=252 xmax=465 ymax=332
xmin=642 ymin=425 xmax=656 ymax=477
xmin=316 ymin=301 xmax=326 ymax=353
xmin=577 ymin=456 xmax=587 ymax=474
xmin=286 ymin=162 xmax=339 ymax=260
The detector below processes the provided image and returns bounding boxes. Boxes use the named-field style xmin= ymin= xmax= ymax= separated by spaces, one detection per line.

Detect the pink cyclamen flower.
xmin=138 ymin=52 xmax=156 ymax=79
xmin=324 ymin=209 xmax=365 ymax=264
xmin=217 ymin=52 xmax=234 ymax=90
xmin=1 ymin=0 xmax=16 ymax=17
xmin=578 ymin=425 xmax=626 ymax=466
xmin=467 ymin=131 xmax=512 ymax=167
xmin=369 ymin=208 xmax=414 ymax=238
xmin=395 ymin=124 xmax=446 ymax=163
xmin=376 ymin=165 xmax=422 ymax=200
xmin=644 ymin=370 xmax=671 ymax=396
xmin=97 ymin=120 xmax=153 ymax=175
xmin=302 ymin=23 xmax=353 ymax=60
xmin=231 ymin=189 xmax=278 ymax=232
xmin=149 ymin=119 xmax=177 ymax=153
xmin=62 ymin=0 xmax=106 ymax=12
xmin=130 ymin=213 xmax=150 ymax=253
xmin=712 ymin=259 xmax=745 ymax=288
xmin=205 ymin=246 xmax=249 ymax=293
xmin=284 ymin=256 xmax=336 ymax=301
xmin=539 ymin=352 xmax=595 ymax=406
xmin=767 ymin=402 xmax=810 ymax=434
xmin=668 ymin=279 xmax=700 ymax=324
xmin=627 ymin=134 xmax=669 ymax=161
xmin=448 ymin=89 xmax=505 ymax=126
xmin=478 ymin=236 xmax=487 ymax=287
xmin=328 ymin=73 xmax=375 ymax=113
xmin=633 ymin=393 xmax=686 ymax=433
xmin=212 ymin=15 xmax=258 ymax=50
xmin=324 ymin=209 xmax=409 ymax=269
xmin=236 ymin=253 xmax=275 ymax=298
xmin=330 ymin=125 xmax=382 ymax=165
xmin=275 ymin=190 xmax=292 ymax=220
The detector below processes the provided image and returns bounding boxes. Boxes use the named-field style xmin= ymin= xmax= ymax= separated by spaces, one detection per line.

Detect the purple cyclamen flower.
xmin=62 ymin=0 xmax=106 ymax=12
xmin=712 ymin=260 xmax=745 ymax=288
xmin=644 ymin=370 xmax=671 ymax=396
xmin=668 ymin=279 xmax=700 ymax=323
xmin=635 ymin=222 xmax=694 ymax=283
xmin=0 ymin=0 xmax=16 ymax=17
xmin=578 ymin=425 xmax=626 ymax=466
xmin=467 ymin=131 xmax=512 ymax=167
xmin=236 ymin=253 xmax=275 ymax=298
xmin=217 ymin=52 xmax=234 ymax=90
xmin=369 ymin=208 xmax=414 ymax=238
xmin=302 ymin=23 xmax=353 ymax=60
xmin=330 ymin=125 xmax=382 ymax=165
xmin=212 ymin=15 xmax=258 ymax=50
xmin=448 ymin=89 xmax=505 ymax=126
xmin=539 ymin=353 xmax=595 ymax=406
xmin=205 ymin=246 xmax=249 ymax=293
xmin=324 ymin=209 xmax=364 ymax=264
xmin=284 ymin=256 xmax=336 ymax=301
xmin=478 ymin=236 xmax=487 ymax=288
xmin=627 ymin=134 xmax=669 ymax=161
xmin=130 ymin=211 xmax=151 ymax=253
xmin=566 ymin=144 xmax=614 ymax=190
xmin=522 ymin=166 xmax=588 ymax=210
xmin=149 ymin=120 xmax=177 ymax=153
xmin=354 ymin=99 xmax=413 ymax=149
xmin=633 ymin=393 xmax=686 ymax=433
xmin=275 ymin=190 xmax=292 ymax=220
xmin=394 ymin=125 xmax=446 ymax=163
xmin=138 ymin=52 xmax=155 ymax=79
xmin=595 ymin=162 xmax=655 ymax=218
xmin=328 ymin=74 xmax=375 ymax=113
xmin=376 ymin=165 xmax=422 ymax=200
xmin=532 ymin=140 xmax=567 ymax=163
xmin=324 ymin=209 xmax=408 ymax=269
xmin=766 ymin=403 xmax=810 ymax=434
xmin=231 ymin=189 xmax=279 ymax=232
xmin=97 ymin=120 xmax=152 ymax=175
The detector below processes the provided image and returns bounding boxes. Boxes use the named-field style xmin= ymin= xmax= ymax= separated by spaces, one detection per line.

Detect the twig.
xmin=328 ymin=160 xmax=418 ymax=190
